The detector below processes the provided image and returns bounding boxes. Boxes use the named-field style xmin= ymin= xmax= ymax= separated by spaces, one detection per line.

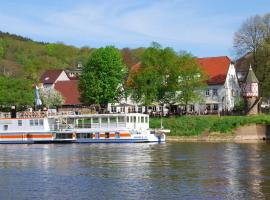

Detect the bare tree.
xmin=234 ymin=15 xmax=266 ymax=67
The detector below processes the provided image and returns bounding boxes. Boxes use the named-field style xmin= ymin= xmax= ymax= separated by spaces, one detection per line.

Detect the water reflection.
xmin=0 ymin=142 xmax=270 ymax=199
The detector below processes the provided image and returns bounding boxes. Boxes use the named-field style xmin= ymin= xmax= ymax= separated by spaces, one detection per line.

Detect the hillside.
xmin=0 ymin=31 xmax=145 ymax=82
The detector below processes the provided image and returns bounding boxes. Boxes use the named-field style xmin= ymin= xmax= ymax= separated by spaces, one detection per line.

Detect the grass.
xmin=150 ymin=115 xmax=270 ymax=136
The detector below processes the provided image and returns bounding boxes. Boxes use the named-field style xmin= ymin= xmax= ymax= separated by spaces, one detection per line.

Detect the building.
xmin=40 ymin=56 xmax=241 ymax=115
xmin=196 ymin=56 xmax=241 ymax=114
xmin=40 ymin=69 xmax=70 ymax=89
xmin=109 ymin=56 xmax=241 ymax=115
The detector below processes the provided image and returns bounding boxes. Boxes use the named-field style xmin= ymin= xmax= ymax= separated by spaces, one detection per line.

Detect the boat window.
xmin=110 ymin=117 xmax=117 ymax=123
xmin=3 ymin=125 xmax=8 ymax=131
xmin=18 ymin=120 xmax=22 ymax=126
xmin=118 ymin=116 xmax=124 ymax=123
xmin=30 ymin=120 xmax=34 ymax=126
xmin=105 ymin=132 xmax=110 ymax=138
xmin=39 ymin=119 xmax=44 ymax=126
xmin=101 ymin=117 xmax=108 ymax=123
xmin=95 ymin=132 xmax=99 ymax=139
xmin=92 ymin=117 xmax=99 ymax=124
xmin=141 ymin=117 xmax=144 ymax=123
xmin=34 ymin=119 xmax=39 ymax=126
xmin=56 ymin=133 xmax=72 ymax=139
xmin=115 ymin=132 xmax=120 ymax=138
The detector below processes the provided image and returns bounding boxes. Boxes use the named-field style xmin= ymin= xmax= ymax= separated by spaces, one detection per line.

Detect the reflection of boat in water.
xmin=0 ymin=113 xmax=167 ymax=144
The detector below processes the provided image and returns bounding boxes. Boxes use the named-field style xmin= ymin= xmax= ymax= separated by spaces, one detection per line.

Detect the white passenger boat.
xmin=0 ymin=113 xmax=167 ymax=144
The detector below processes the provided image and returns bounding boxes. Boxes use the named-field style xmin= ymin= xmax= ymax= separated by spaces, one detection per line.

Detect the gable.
xmin=40 ymin=70 xmax=69 ymax=84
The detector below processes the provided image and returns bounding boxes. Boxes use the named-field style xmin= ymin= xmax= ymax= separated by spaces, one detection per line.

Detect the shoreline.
xmin=166 ymin=124 xmax=270 ymax=143
xmin=166 ymin=135 xmax=268 ymax=143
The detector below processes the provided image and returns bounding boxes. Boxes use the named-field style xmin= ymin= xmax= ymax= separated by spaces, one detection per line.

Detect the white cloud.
xmin=0 ymin=0 xmax=260 ymax=56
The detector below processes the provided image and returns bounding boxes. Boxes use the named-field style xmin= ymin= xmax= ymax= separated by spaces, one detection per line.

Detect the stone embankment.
xmin=167 ymin=124 xmax=270 ymax=142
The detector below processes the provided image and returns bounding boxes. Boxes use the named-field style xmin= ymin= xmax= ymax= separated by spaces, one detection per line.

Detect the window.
xmin=34 ymin=120 xmax=39 ymax=126
xmin=115 ymin=132 xmax=120 ymax=138
xmin=213 ymin=104 xmax=219 ymax=110
xmin=213 ymin=89 xmax=218 ymax=96
xmin=110 ymin=117 xmax=117 ymax=123
xmin=101 ymin=117 xmax=108 ymax=123
xmin=18 ymin=120 xmax=22 ymax=126
xmin=92 ymin=117 xmax=99 ymax=124
xmin=95 ymin=132 xmax=99 ymax=139
xmin=127 ymin=116 xmax=129 ymax=123
xmin=39 ymin=119 xmax=44 ymax=126
xmin=141 ymin=117 xmax=144 ymax=123
xmin=111 ymin=106 xmax=116 ymax=113
xmin=30 ymin=120 xmax=34 ymax=126
xmin=145 ymin=117 xmax=148 ymax=123
xmin=138 ymin=106 xmax=142 ymax=113
xmin=3 ymin=125 xmax=8 ymax=131
xmin=206 ymin=104 xmax=211 ymax=110
xmin=118 ymin=116 xmax=125 ymax=123
xmin=189 ymin=105 xmax=194 ymax=112
xmin=133 ymin=116 xmax=136 ymax=123
xmin=206 ymin=89 xmax=210 ymax=96
xmin=105 ymin=132 xmax=110 ymax=138
xmin=120 ymin=107 xmax=125 ymax=113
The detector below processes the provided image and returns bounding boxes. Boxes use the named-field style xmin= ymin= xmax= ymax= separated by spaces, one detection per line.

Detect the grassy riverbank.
xmin=150 ymin=115 xmax=270 ymax=136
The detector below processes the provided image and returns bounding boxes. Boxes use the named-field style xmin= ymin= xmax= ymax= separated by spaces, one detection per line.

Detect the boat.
xmin=0 ymin=112 xmax=167 ymax=144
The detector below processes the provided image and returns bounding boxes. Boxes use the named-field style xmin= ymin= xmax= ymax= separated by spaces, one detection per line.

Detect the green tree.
xmin=0 ymin=76 xmax=34 ymax=107
xmin=130 ymin=42 xmax=179 ymax=107
xmin=79 ymin=46 xmax=126 ymax=110
xmin=176 ymin=53 xmax=207 ymax=108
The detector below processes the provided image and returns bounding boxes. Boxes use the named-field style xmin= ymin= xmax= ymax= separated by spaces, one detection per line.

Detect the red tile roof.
xmin=197 ymin=56 xmax=231 ymax=85
xmin=40 ymin=70 xmax=65 ymax=84
xmin=54 ymin=80 xmax=81 ymax=105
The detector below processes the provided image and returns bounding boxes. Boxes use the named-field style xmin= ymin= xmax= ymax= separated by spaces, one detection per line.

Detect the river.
xmin=0 ymin=142 xmax=270 ymax=200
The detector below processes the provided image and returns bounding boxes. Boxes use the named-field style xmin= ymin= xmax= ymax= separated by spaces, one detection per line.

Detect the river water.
xmin=0 ymin=142 xmax=270 ymax=200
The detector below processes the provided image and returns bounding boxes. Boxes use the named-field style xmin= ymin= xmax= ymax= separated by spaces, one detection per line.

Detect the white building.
xmin=195 ymin=56 xmax=241 ymax=114
xmin=109 ymin=56 xmax=241 ymax=115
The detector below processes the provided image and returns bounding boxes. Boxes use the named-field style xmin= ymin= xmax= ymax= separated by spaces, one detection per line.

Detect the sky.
xmin=0 ymin=0 xmax=269 ymax=58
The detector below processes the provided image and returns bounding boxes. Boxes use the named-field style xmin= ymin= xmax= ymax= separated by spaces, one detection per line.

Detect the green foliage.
xmin=130 ymin=43 xmax=207 ymax=107
xmin=150 ymin=115 xmax=270 ymax=136
xmin=130 ymin=42 xmax=179 ymax=105
xmin=79 ymin=46 xmax=126 ymax=106
xmin=0 ymin=31 xmax=93 ymax=81
xmin=0 ymin=76 xmax=34 ymax=106
xmin=176 ymin=53 xmax=207 ymax=106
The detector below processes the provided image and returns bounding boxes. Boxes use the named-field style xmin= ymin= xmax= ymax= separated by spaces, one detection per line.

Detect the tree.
xmin=0 ymin=76 xmax=34 ymax=107
xmin=234 ymin=13 xmax=270 ymax=98
xmin=40 ymin=88 xmax=64 ymax=108
xmin=130 ymin=42 xmax=179 ymax=107
xmin=79 ymin=46 xmax=126 ymax=110
xmin=129 ymin=43 xmax=207 ymax=114
xmin=176 ymin=53 xmax=207 ymax=108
